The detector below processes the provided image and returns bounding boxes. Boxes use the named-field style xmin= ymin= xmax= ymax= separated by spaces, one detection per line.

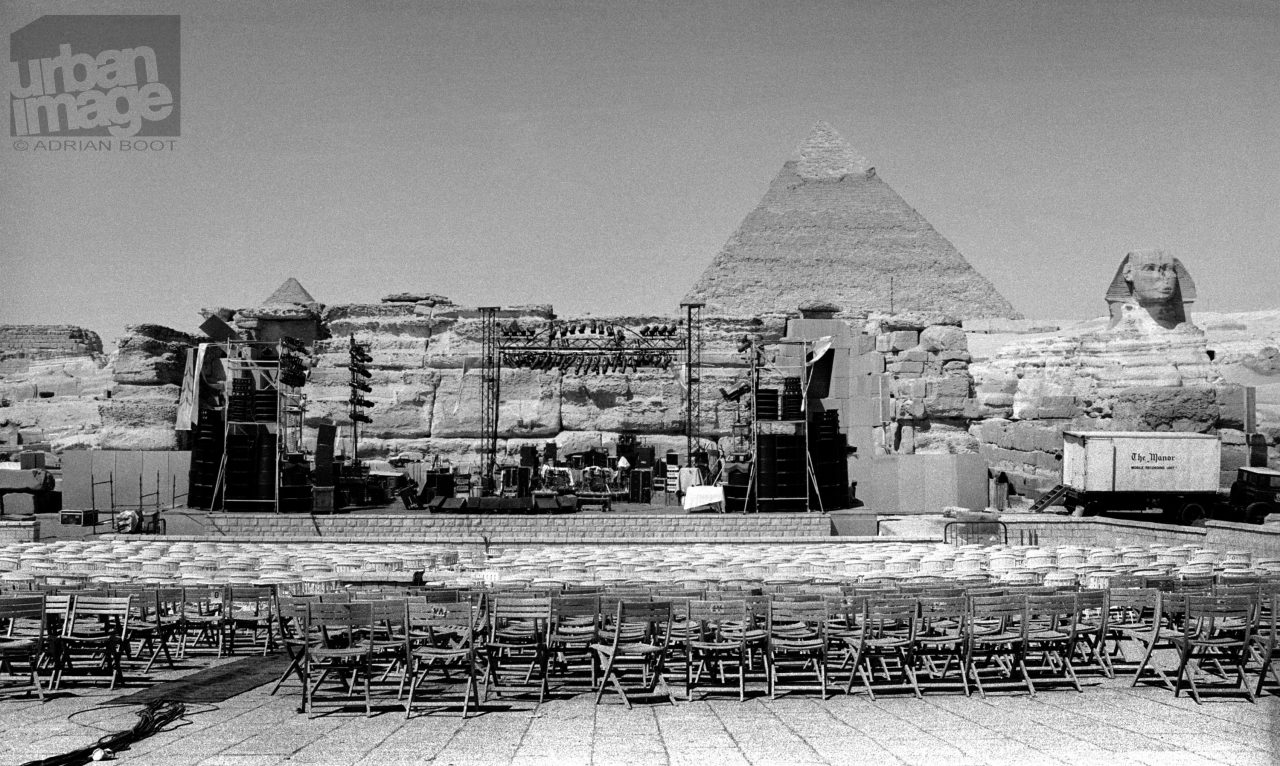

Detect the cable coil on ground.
xmin=21 ymin=699 xmax=187 ymax=766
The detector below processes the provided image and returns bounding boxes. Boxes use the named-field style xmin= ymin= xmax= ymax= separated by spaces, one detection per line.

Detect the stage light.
xmin=351 ymin=412 xmax=372 ymax=424
xmin=720 ymin=384 xmax=751 ymax=402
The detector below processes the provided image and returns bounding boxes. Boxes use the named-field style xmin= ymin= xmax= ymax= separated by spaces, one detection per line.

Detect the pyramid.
xmin=263 ymin=277 xmax=316 ymax=306
xmin=682 ymin=123 xmax=1021 ymax=319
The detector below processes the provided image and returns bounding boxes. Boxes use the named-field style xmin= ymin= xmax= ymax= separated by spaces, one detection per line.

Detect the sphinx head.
xmin=1106 ymin=249 xmax=1195 ymax=330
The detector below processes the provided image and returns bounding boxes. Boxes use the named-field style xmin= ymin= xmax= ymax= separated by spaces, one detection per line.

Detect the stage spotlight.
xmin=720 ymin=384 xmax=751 ymax=402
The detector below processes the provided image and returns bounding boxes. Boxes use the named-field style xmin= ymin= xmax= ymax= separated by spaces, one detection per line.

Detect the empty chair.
xmin=965 ymin=594 xmax=1033 ymax=698
xmin=1024 ymin=593 xmax=1082 ymax=693
xmin=845 ymin=596 xmax=920 ymax=699
xmin=915 ymin=595 xmax=969 ymax=696
xmin=591 ymin=600 xmax=675 ymax=708
xmin=404 ymin=601 xmax=480 ymax=719
xmin=52 ymin=595 xmax=132 ymax=690
xmin=766 ymin=599 xmax=832 ymax=699
xmin=483 ymin=594 xmax=552 ymax=702
xmin=270 ymin=597 xmax=314 ymax=696
xmin=546 ymin=594 xmax=601 ymax=693
xmin=685 ymin=599 xmax=750 ymax=701
xmin=304 ymin=601 xmax=376 ymax=718
xmin=1131 ymin=592 xmax=1188 ymax=691
xmin=1172 ymin=595 xmax=1256 ymax=703
xmin=1250 ymin=592 xmax=1280 ymax=697
xmin=0 ymin=594 xmax=46 ymax=701
xmin=1071 ymin=589 xmax=1111 ymax=678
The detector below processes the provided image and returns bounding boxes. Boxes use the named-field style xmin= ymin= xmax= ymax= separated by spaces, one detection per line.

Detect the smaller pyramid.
xmin=263 ymin=278 xmax=315 ymax=306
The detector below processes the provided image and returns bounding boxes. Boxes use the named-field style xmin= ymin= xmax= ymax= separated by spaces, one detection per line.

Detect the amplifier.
xmin=60 ymin=509 xmax=97 ymax=527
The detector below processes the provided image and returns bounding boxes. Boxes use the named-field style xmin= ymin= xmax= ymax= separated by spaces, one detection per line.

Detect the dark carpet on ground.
xmin=108 ymin=656 xmax=290 ymax=705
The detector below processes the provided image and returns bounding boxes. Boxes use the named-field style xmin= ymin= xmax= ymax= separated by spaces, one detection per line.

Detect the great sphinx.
xmin=1105 ymin=249 xmax=1196 ymax=331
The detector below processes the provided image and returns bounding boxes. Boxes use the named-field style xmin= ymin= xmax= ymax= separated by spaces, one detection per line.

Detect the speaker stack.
xmin=754 ymin=388 xmax=779 ymax=421
xmin=756 ymin=433 xmax=807 ymax=512
xmin=227 ymin=379 xmax=254 ymax=422
xmin=634 ymin=446 xmax=655 ymax=467
xmin=278 ymin=456 xmax=312 ymax=513
xmin=780 ymin=377 xmax=804 ymax=420
xmin=519 ymin=445 xmax=539 ymax=468
xmin=808 ymin=410 xmax=850 ymax=511
xmin=252 ymin=389 xmax=278 ymax=423
xmin=187 ymin=411 xmax=224 ymax=509
xmin=628 ymin=468 xmax=653 ymax=503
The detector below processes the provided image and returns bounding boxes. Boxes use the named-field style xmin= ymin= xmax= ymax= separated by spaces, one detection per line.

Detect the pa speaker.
xmin=314 ymin=425 xmax=337 ymax=487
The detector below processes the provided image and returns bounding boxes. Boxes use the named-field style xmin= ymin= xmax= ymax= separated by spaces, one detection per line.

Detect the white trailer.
xmin=1060 ymin=431 xmax=1221 ymax=524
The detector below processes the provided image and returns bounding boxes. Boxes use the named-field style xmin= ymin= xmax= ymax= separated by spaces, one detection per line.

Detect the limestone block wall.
xmin=201 ymin=512 xmax=835 ymax=543
xmin=0 ymin=520 xmax=39 ymax=543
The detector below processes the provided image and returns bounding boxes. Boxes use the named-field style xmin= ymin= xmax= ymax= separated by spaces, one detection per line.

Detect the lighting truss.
xmin=496 ymin=319 xmax=685 ymax=373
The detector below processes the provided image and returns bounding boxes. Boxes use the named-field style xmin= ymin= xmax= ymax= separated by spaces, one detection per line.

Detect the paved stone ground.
xmin=3 ymin=657 xmax=1277 ymax=766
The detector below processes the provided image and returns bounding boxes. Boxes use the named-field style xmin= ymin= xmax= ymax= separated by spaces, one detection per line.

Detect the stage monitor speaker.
xmin=535 ymin=496 xmax=560 ymax=512
xmin=427 ymin=496 xmax=447 ymax=511
xmin=557 ymin=495 xmax=579 ymax=511
xmin=314 ymin=425 xmax=337 ymax=487
xmin=441 ymin=497 xmax=467 ymax=512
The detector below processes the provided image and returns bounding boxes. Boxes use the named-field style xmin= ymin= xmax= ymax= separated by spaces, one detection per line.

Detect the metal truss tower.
xmin=479 ymin=307 xmax=500 ymax=492
xmin=681 ymin=302 xmax=704 ymax=465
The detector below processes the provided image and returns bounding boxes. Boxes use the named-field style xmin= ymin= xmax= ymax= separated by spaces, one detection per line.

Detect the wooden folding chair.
xmin=1071 ymin=589 xmax=1111 ymax=678
xmin=916 ymin=595 xmax=969 ymax=696
xmin=1131 ymin=592 xmax=1187 ymax=690
xmin=53 ymin=595 xmax=131 ymax=690
xmin=1250 ymin=591 xmax=1280 ymax=697
xmin=483 ymin=594 xmax=551 ymax=702
xmin=304 ymin=601 xmax=375 ymax=718
xmin=404 ymin=601 xmax=479 ymax=719
xmin=592 ymin=600 xmax=675 ymax=707
xmin=180 ymin=585 xmax=224 ymax=657
xmin=1024 ymin=593 xmax=1082 ymax=693
xmin=1173 ymin=595 xmax=1256 ymax=703
xmin=766 ymin=599 xmax=832 ymax=699
xmin=685 ymin=599 xmax=749 ymax=701
xmin=271 ymin=597 xmax=314 ymax=696
xmin=965 ymin=594 xmax=1033 ymax=698
xmin=845 ymin=596 xmax=920 ymax=699
xmin=546 ymin=594 xmax=601 ymax=694
xmin=224 ymin=586 xmax=276 ymax=656
xmin=0 ymin=594 xmax=47 ymax=701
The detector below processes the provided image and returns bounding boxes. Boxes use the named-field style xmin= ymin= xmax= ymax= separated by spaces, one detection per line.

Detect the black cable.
xmin=21 ymin=699 xmax=188 ymax=766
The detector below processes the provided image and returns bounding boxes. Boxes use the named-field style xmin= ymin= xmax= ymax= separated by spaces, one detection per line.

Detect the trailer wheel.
xmin=1245 ymin=503 xmax=1273 ymax=525
xmin=1178 ymin=502 xmax=1208 ymax=527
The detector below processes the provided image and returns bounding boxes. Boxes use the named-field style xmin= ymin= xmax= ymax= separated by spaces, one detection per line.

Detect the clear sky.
xmin=2 ymin=0 xmax=1277 ymax=343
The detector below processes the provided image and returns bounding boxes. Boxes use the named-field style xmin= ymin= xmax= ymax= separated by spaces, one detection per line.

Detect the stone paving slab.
xmin=2 ymin=656 xmax=1277 ymax=766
